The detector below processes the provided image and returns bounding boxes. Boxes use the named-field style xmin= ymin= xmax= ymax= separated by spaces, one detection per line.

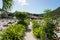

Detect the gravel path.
xmin=24 ymin=21 xmax=37 ymax=40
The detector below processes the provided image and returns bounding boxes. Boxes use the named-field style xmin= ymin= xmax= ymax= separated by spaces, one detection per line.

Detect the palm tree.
xmin=0 ymin=0 xmax=13 ymax=18
xmin=2 ymin=0 xmax=13 ymax=11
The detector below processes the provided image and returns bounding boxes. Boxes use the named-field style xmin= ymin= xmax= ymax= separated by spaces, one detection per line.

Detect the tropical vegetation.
xmin=0 ymin=24 xmax=26 ymax=40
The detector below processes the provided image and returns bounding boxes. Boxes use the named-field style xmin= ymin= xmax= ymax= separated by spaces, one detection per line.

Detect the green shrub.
xmin=56 ymin=18 xmax=60 ymax=26
xmin=32 ymin=20 xmax=40 ymax=29
xmin=32 ymin=20 xmax=46 ymax=40
xmin=32 ymin=19 xmax=56 ymax=40
xmin=0 ymin=24 xmax=26 ymax=40
xmin=17 ymin=19 xmax=30 ymax=29
xmin=45 ymin=22 xmax=55 ymax=40
xmin=33 ymin=28 xmax=40 ymax=38
xmin=32 ymin=21 xmax=41 ymax=38
xmin=24 ymin=19 xmax=30 ymax=26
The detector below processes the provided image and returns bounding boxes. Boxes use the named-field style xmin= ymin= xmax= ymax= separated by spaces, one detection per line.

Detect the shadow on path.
xmin=26 ymin=28 xmax=31 ymax=32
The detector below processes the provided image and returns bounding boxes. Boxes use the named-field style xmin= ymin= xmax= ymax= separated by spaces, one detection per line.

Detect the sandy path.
xmin=24 ymin=21 xmax=37 ymax=40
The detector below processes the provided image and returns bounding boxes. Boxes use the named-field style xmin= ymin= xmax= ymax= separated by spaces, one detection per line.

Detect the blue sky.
xmin=0 ymin=0 xmax=60 ymax=14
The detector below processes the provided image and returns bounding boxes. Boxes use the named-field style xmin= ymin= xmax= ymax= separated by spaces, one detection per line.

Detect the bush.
xmin=33 ymin=28 xmax=40 ymax=38
xmin=45 ymin=22 xmax=55 ymax=40
xmin=32 ymin=21 xmax=40 ymax=29
xmin=56 ymin=18 xmax=60 ymax=26
xmin=32 ymin=20 xmax=46 ymax=40
xmin=0 ymin=24 xmax=26 ymax=40
xmin=32 ymin=20 xmax=55 ymax=40
xmin=32 ymin=21 xmax=41 ymax=38
xmin=17 ymin=19 xmax=30 ymax=29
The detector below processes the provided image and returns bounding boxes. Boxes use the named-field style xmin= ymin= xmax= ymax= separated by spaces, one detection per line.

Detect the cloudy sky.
xmin=0 ymin=0 xmax=60 ymax=14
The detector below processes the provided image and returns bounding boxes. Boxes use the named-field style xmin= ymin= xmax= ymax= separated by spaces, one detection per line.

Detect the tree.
xmin=43 ymin=7 xmax=60 ymax=19
xmin=14 ymin=11 xmax=30 ymax=28
xmin=14 ymin=11 xmax=30 ymax=20
xmin=2 ymin=0 xmax=13 ymax=11
xmin=43 ymin=9 xmax=52 ymax=18
xmin=0 ymin=0 xmax=13 ymax=18
xmin=52 ymin=7 xmax=60 ymax=19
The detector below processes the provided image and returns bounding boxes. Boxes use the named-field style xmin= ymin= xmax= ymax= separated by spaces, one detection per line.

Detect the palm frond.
xmin=2 ymin=0 xmax=13 ymax=11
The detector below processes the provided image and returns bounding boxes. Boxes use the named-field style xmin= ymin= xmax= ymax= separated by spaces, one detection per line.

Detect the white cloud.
xmin=18 ymin=0 xmax=29 ymax=6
